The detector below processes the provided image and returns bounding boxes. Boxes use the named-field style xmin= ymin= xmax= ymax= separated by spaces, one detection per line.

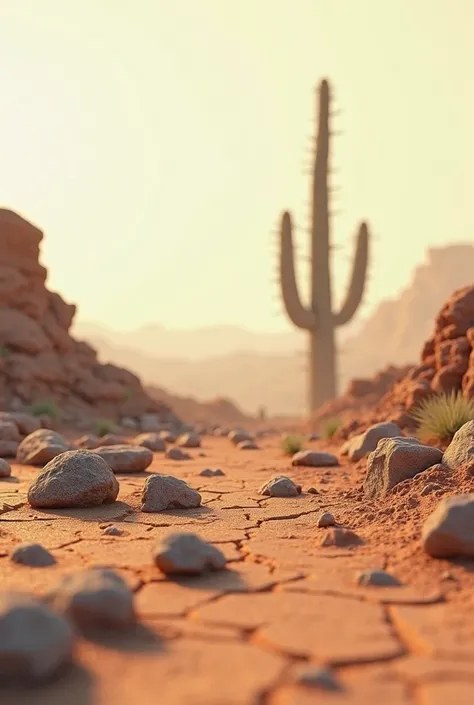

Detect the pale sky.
xmin=0 ymin=0 xmax=473 ymax=333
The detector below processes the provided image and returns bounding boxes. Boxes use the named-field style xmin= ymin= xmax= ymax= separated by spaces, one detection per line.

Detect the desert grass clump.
xmin=411 ymin=391 xmax=474 ymax=442
xmin=322 ymin=417 xmax=341 ymax=440
xmin=95 ymin=419 xmax=117 ymax=438
xmin=281 ymin=434 xmax=305 ymax=456
xmin=29 ymin=399 xmax=62 ymax=420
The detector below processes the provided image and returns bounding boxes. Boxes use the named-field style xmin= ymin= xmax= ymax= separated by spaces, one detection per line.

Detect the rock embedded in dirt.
xmin=258 ymin=476 xmax=302 ymax=497
xmin=199 ymin=468 xmax=225 ymax=477
xmin=48 ymin=567 xmax=136 ymax=629
xmin=176 ymin=432 xmax=201 ymax=449
xmin=10 ymin=542 xmax=56 ymax=567
xmin=342 ymin=421 xmax=402 ymax=461
xmin=94 ymin=444 xmax=153 ymax=473
xmin=317 ymin=511 xmax=336 ymax=528
xmin=166 ymin=447 xmax=191 ymax=461
xmin=238 ymin=440 xmax=259 ymax=450
xmin=141 ymin=474 xmax=202 ymax=512
xmin=442 ymin=421 xmax=474 ymax=469
xmin=27 ymin=449 xmax=119 ymax=508
xmin=0 ymin=458 xmax=11 ymax=477
xmin=422 ymin=493 xmax=474 ymax=558
xmin=291 ymin=450 xmax=339 ymax=467
xmin=153 ymin=532 xmax=226 ymax=575
xmin=16 ymin=429 xmax=69 ymax=466
xmin=0 ymin=592 xmax=74 ymax=682
xmin=134 ymin=432 xmax=166 ymax=452
xmin=320 ymin=528 xmax=362 ymax=547
xmin=364 ymin=437 xmax=442 ymax=499
xmin=356 ymin=569 xmax=402 ymax=587
xmin=102 ymin=526 xmax=126 ymax=536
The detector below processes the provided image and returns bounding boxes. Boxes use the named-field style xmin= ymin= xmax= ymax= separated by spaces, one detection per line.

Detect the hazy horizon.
xmin=1 ymin=0 xmax=474 ymax=334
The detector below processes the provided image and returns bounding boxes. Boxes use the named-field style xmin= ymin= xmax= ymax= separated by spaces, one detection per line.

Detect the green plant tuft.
xmin=322 ymin=417 xmax=341 ymax=440
xmin=410 ymin=391 xmax=474 ymax=442
xmin=95 ymin=419 xmax=117 ymax=438
xmin=29 ymin=400 xmax=62 ymax=420
xmin=281 ymin=434 xmax=305 ymax=456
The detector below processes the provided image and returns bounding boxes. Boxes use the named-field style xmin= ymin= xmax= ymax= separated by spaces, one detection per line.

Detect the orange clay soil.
xmin=1 ymin=435 xmax=474 ymax=705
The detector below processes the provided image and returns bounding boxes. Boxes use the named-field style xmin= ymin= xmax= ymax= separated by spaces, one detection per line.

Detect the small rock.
xmin=134 ymin=433 xmax=166 ymax=452
xmin=237 ymin=440 xmax=259 ymax=450
xmin=98 ymin=433 xmax=127 ymax=446
xmin=48 ymin=568 xmax=135 ymax=629
xmin=307 ymin=487 xmax=319 ymax=494
xmin=0 ymin=440 xmax=19 ymax=458
xmin=94 ymin=444 xmax=153 ymax=473
xmin=422 ymin=493 xmax=474 ymax=558
xmin=317 ymin=511 xmax=335 ymax=528
xmin=160 ymin=430 xmax=176 ymax=443
xmin=443 ymin=421 xmax=474 ymax=469
xmin=295 ymin=666 xmax=341 ymax=691
xmin=344 ymin=422 xmax=402 ymax=462
xmin=356 ymin=569 xmax=401 ymax=587
xmin=0 ymin=458 xmax=11 ymax=477
xmin=141 ymin=475 xmax=202 ymax=512
xmin=74 ymin=434 xmax=100 ymax=450
xmin=364 ymin=437 xmax=442 ymax=499
xmin=0 ymin=420 xmax=21 ymax=443
xmin=10 ymin=543 xmax=56 ymax=567
xmin=199 ymin=468 xmax=225 ymax=477
xmin=176 ymin=433 xmax=201 ymax=448
xmin=228 ymin=429 xmax=253 ymax=445
xmin=166 ymin=447 xmax=191 ymax=461
xmin=0 ymin=592 xmax=74 ymax=682
xmin=16 ymin=429 xmax=69 ymax=466
xmin=27 ymin=449 xmax=119 ymax=509
xmin=102 ymin=526 xmax=126 ymax=536
xmin=291 ymin=450 xmax=339 ymax=467
xmin=320 ymin=528 xmax=362 ymax=547
xmin=258 ymin=476 xmax=302 ymax=497
xmin=153 ymin=533 xmax=226 ymax=575
xmin=140 ymin=414 xmax=162 ymax=433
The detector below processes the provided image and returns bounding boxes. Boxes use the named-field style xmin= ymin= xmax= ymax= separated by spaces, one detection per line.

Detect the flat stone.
xmin=27 ymin=449 xmax=119 ymax=508
xmin=94 ymin=444 xmax=153 ymax=473
xmin=47 ymin=567 xmax=136 ymax=629
xmin=0 ymin=592 xmax=74 ymax=682
xmin=153 ymin=532 xmax=227 ymax=575
xmin=443 ymin=421 xmax=474 ymax=468
xmin=344 ymin=422 xmax=402 ymax=461
xmin=258 ymin=476 xmax=302 ymax=497
xmin=291 ymin=450 xmax=339 ymax=467
xmin=364 ymin=437 xmax=442 ymax=499
xmin=141 ymin=475 xmax=202 ymax=512
xmin=16 ymin=429 xmax=69 ymax=466
xmin=10 ymin=542 xmax=56 ymax=567
xmin=134 ymin=433 xmax=166 ymax=452
xmin=176 ymin=433 xmax=201 ymax=448
xmin=0 ymin=458 xmax=11 ymax=477
xmin=166 ymin=447 xmax=191 ymax=461
xmin=356 ymin=569 xmax=402 ymax=587
xmin=422 ymin=493 xmax=474 ymax=558
xmin=317 ymin=512 xmax=336 ymax=528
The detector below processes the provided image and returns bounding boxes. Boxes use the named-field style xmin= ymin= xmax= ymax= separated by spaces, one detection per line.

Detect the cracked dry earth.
xmin=1 ymin=436 xmax=474 ymax=704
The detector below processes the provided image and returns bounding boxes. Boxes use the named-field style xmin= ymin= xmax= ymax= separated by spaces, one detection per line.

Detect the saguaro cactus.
xmin=279 ymin=79 xmax=370 ymax=414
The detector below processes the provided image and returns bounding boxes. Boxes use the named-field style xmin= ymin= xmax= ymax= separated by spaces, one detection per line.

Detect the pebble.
xmin=153 ymin=533 xmax=226 ymax=575
xmin=141 ymin=474 xmax=202 ymax=512
xmin=134 ymin=433 xmax=166 ymax=452
xmin=291 ymin=450 xmax=339 ymax=467
xmin=94 ymin=444 xmax=153 ymax=473
xmin=258 ymin=476 xmax=302 ymax=497
xmin=422 ymin=493 xmax=474 ymax=558
xmin=166 ymin=447 xmax=191 ymax=461
xmin=199 ymin=468 xmax=225 ymax=477
xmin=295 ymin=666 xmax=341 ymax=691
xmin=0 ymin=592 xmax=74 ymax=682
xmin=317 ymin=511 xmax=336 ymax=528
xmin=355 ymin=569 xmax=402 ymax=587
xmin=0 ymin=458 xmax=11 ymax=477
xmin=10 ymin=543 xmax=56 ymax=567
xmin=48 ymin=567 xmax=136 ymax=629
xmin=307 ymin=487 xmax=319 ymax=494
xmin=102 ymin=526 xmax=126 ymax=536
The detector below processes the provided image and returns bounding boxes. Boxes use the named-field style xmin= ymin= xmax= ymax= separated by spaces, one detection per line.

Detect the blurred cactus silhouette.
xmin=279 ymin=79 xmax=370 ymax=413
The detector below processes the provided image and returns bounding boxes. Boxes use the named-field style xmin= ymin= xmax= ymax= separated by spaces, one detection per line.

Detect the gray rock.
xmin=166 ymin=447 xmax=191 ymax=461
xmin=258 ymin=476 xmax=302 ymax=497
xmin=291 ymin=450 xmax=339 ymax=467
xmin=228 ymin=429 xmax=253 ymax=445
xmin=153 ymin=533 xmax=226 ymax=575
xmin=141 ymin=474 xmax=202 ymax=512
xmin=0 ymin=592 xmax=74 ymax=682
xmin=16 ymin=429 xmax=69 ymax=466
xmin=10 ymin=543 xmax=56 ymax=567
xmin=48 ymin=568 xmax=135 ymax=629
xmin=443 ymin=421 xmax=474 ymax=469
xmin=356 ymin=569 xmax=402 ymax=587
xmin=94 ymin=444 xmax=153 ymax=473
xmin=237 ymin=440 xmax=259 ymax=450
xmin=0 ymin=458 xmax=11 ymax=477
xmin=344 ymin=422 xmax=402 ymax=462
xmin=317 ymin=511 xmax=336 ymax=528
xmin=364 ymin=437 xmax=442 ymax=499
xmin=134 ymin=433 xmax=166 ymax=452
xmin=176 ymin=433 xmax=201 ymax=449
xmin=295 ymin=666 xmax=341 ymax=690
xmin=27 ymin=449 xmax=119 ymax=508
xmin=422 ymin=494 xmax=474 ymax=558
xmin=199 ymin=468 xmax=225 ymax=477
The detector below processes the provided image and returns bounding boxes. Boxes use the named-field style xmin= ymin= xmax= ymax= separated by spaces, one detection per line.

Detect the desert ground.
xmin=2 ymin=428 xmax=474 ymax=705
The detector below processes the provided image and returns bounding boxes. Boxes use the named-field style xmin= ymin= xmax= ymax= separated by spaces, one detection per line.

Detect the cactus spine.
xmin=279 ymin=79 xmax=370 ymax=414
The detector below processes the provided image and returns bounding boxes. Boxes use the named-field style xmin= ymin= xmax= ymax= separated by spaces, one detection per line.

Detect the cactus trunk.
xmin=278 ymin=79 xmax=370 ymax=416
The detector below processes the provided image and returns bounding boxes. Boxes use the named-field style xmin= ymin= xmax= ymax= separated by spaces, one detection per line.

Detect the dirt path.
xmin=1 ymin=436 xmax=474 ymax=704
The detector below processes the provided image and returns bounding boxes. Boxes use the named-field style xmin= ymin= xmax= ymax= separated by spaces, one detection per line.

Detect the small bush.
xmin=95 ymin=419 xmax=117 ymax=437
xmin=322 ymin=417 xmax=341 ymax=440
xmin=29 ymin=400 xmax=62 ymax=420
xmin=411 ymin=391 xmax=474 ymax=442
xmin=281 ymin=434 xmax=304 ymax=456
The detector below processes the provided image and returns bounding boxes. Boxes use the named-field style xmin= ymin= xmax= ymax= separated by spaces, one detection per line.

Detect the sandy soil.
xmin=1 ymin=435 xmax=474 ymax=704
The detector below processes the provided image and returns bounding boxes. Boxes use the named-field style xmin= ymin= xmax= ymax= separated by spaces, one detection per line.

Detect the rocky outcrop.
xmin=0 ymin=210 xmax=179 ymax=426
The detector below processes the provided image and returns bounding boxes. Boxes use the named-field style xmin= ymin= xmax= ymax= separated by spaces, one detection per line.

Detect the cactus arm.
xmin=280 ymin=211 xmax=316 ymax=330
xmin=333 ymin=222 xmax=369 ymax=327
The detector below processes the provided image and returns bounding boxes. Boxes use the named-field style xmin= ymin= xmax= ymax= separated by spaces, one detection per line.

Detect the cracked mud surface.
xmin=1 ymin=436 xmax=474 ymax=703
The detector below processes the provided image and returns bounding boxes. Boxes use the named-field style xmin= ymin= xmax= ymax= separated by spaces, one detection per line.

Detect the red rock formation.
xmin=0 ymin=210 xmax=178 ymax=425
